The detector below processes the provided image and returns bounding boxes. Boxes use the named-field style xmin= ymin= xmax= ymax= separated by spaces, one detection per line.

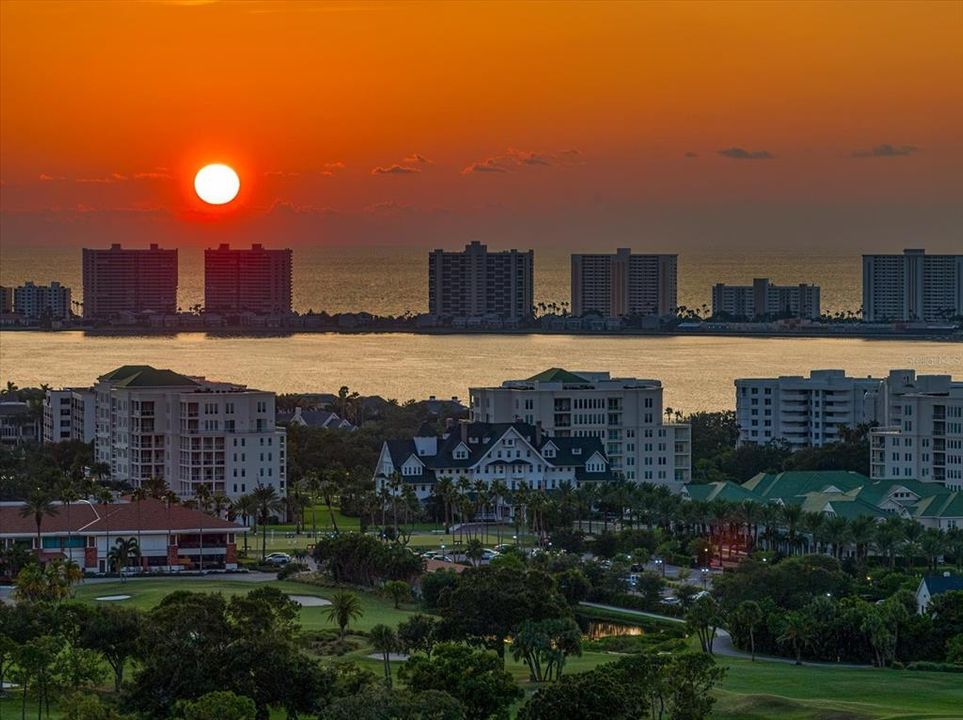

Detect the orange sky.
xmin=1 ymin=0 xmax=961 ymax=251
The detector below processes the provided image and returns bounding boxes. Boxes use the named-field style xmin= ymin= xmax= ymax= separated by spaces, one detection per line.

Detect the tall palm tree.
xmin=20 ymin=489 xmax=58 ymax=561
xmin=95 ymin=486 xmax=114 ymax=573
xmin=129 ymin=487 xmax=149 ymax=573
xmin=319 ymin=470 xmax=342 ymax=534
xmin=194 ymin=484 xmax=213 ymax=572
xmin=780 ymin=504 xmax=803 ymax=556
xmin=252 ymin=485 xmax=284 ymax=561
xmin=434 ymin=476 xmax=454 ymax=530
xmin=55 ymin=478 xmax=79 ymax=563
xmin=368 ymin=624 xmax=399 ymax=687
xmin=162 ymin=490 xmax=179 ymax=571
xmin=232 ymin=493 xmax=258 ymax=556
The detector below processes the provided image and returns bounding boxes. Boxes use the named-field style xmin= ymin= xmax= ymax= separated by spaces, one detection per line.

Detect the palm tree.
xmin=319 ymin=470 xmax=341 ymax=534
xmin=777 ymin=611 xmax=812 ymax=665
xmin=55 ymin=478 xmax=79 ymax=562
xmin=252 ymin=485 xmax=285 ymax=561
xmin=822 ymin=516 xmax=850 ymax=559
xmin=434 ymin=476 xmax=454 ymax=530
xmin=920 ymin=528 xmax=947 ymax=571
xmin=732 ymin=600 xmax=763 ymax=661
xmin=232 ymin=493 xmax=258 ymax=556
xmin=107 ymin=537 xmax=140 ymax=579
xmin=162 ymin=490 xmax=179 ymax=571
xmin=194 ymin=484 xmax=212 ymax=572
xmin=368 ymin=624 xmax=399 ymax=687
xmin=96 ymin=486 xmax=114 ymax=572
xmin=129 ymin=487 xmax=149 ymax=573
xmin=20 ymin=489 xmax=58 ymax=561
xmin=780 ymin=504 xmax=803 ymax=556
xmin=325 ymin=591 xmax=364 ymax=640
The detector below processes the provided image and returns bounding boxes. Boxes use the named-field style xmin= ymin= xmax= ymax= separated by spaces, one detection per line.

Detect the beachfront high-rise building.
xmin=82 ymin=244 xmax=178 ymax=319
xmin=12 ymin=281 xmax=72 ymax=320
xmin=0 ymin=286 xmax=13 ymax=314
xmin=571 ymin=248 xmax=677 ymax=318
xmin=862 ymin=249 xmax=963 ymax=322
xmin=470 ymin=368 xmax=691 ymax=488
xmin=735 ymin=370 xmax=882 ymax=449
xmin=712 ymin=279 xmax=821 ymax=320
xmin=428 ymin=241 xmax=534 ymax=323
xmin=204 ymin=243 xmax=293 ymax=314
xmin=869 ymin=370 xmax=963 ymax=489
xmin=92 ymin=365 xmax=286 ymax=500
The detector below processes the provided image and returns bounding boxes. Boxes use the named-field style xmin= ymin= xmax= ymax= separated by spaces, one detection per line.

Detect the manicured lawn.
xmin=71 ymin=577 xmax=418 ymax=632
xmin=713 ymin=656 xmax=963 ymax=720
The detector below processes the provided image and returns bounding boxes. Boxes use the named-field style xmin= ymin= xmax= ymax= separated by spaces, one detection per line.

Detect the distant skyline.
xmin=1 ymin=0 xmax=961 ymax=252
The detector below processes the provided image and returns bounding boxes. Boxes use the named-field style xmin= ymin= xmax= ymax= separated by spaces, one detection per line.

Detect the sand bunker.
xmin=287 ymin=594 xmax=331 ymax=607
xmin=95 ymin=595 xmax=132 ymax=601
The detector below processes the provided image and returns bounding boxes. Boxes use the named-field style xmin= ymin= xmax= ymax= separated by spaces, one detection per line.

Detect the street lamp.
xmin=654 ymin=558 xmax=665 ymax=577
xmin=700 ymin=567 xmax=709 ymax=589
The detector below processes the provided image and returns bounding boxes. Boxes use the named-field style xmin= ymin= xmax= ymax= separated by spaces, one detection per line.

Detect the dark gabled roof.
xmin=922 ymin=574 xmax=963 ymax=596
xmin=379 ymin=422 xmax=608 ymax=476
xmin=99 ymin=365 xmax=198 ymax=388
xmin=525 ymin=368 xmax=590 ymax=384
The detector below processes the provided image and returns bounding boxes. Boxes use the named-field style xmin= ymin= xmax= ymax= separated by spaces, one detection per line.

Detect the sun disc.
xmin=194 ymin=164 xmax=240 ymax=205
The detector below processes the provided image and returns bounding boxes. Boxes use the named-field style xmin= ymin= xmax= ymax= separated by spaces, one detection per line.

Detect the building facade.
xmin=12 ymin=281 xmax=72 ymax=319
xmin=862 ymin=249 xmax=963 ymax=322
xmin=712 ymin=278 xmax=820 ymax=320
xmin=43 ymin=388 xmax=96 ymax=444
xmin=571 ymin=248 xmax=677 ymax=318
xmin=735 ymin=370 xmax=882 ymax=449
xmin=92 ymin=365 xmax=286 ymax=500
xmin=869 ymin=370 xmax=963 ymax=489
xmin=82 ymin=244 xmax=178 ymax=319
xmin=470 ymin=368 xmax=691 ymax=487
xmin=373 ymin=421 xmax=614 ymax=514
xmin=204 ymin=243 xmax=293 ymax=314
xmin=0 ymin=402 xmax=40 ymax=446
xmin=0 ymin=498 xmax=245 ymax=573
xmin=0 ymin=286 xmax=13 ymax=314
xmin=428 ymin=241 xmax=534 ymax=323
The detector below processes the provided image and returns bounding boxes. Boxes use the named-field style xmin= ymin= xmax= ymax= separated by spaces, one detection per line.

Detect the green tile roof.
xmin=525 ymin=368 xmax=591 ymax=384
xmin=914 ymin=493 xmax=963 ymax=519
xmin=99 ymin=365 xmax=198 ymax=388
xmin=686 ymin=481 xmax=761 ymax=503
xmin=848 ymin=479 xmax=950 ymax=506
xmin=742 ymin=471 xmax=869 ymax=501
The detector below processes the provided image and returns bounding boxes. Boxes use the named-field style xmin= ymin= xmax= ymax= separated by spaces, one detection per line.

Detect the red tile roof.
xmin=0 ymin=498 xmax=244 ymax=536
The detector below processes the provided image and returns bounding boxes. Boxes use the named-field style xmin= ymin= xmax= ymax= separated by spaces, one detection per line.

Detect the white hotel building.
xmin=470 ymin=369 xmax=691 ymax=488
xmin=93 ymin=365 xmax=286 ymax=500
xmin=869 ymin=370 xmax=963 ymax=489
xmin=735 ymin=370 xmax=881 ymax=449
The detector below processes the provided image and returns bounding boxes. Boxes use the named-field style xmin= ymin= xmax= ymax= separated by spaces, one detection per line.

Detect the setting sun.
xmin=194 ymin=163 xmax=240 ymax=205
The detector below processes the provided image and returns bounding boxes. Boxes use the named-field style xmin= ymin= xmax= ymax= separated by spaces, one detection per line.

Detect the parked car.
xmin=480 ymin=549 xmax=501 ymax=561
xmin=264 ymin=552 xmax=291 ymax=566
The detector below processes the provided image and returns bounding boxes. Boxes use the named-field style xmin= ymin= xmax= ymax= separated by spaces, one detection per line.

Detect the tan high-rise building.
xmin=82 ymin=244 xmax=178 ymax=319
xmin=204 ymin=243 xmax=293 ymax=314
xmin=428 ymin=241 xmax=534 ymax=322
xmin=571 ymin=248 xmax=677 ymax=318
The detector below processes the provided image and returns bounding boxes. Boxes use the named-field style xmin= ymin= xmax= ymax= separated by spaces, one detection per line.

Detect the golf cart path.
xmin=579 ymin=602 xmax=870 ymax=668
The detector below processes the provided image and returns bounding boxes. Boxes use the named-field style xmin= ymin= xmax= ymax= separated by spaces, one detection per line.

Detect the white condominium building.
xmin=428 ymin=241 xmax=534 ymax=323
xmin=93 ymin=365 xmax=286 ymax=499
xmin=735 ymin=370 xmax=882 ymax=449
xmin=13 ymin=281 xmax=72 ymax=320
xmin=469 ymin=368 xmax=691 ymax=488
xmin=869 ymin=370 xmax=963 ymax=489
xmin=43 ymin=388 xmax=96 ymax=444
xmin=712 ymin=278 xmax=820 ymax=320
xmin=862 ymin=249 xmax=963 ymax=322
xmin=571 ymin=248 xmax=677 ymax=319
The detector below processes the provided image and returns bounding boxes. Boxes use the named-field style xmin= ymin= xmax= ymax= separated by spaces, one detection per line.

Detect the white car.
xmin=264 ymin=552 xmax=291 ymax=566
xmin=480 ymin=549 xmax=501 ymax=561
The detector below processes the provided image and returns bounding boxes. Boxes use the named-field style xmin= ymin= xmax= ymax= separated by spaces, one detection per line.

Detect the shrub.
xmin=277 ymin=562 xmax=308 ymax=580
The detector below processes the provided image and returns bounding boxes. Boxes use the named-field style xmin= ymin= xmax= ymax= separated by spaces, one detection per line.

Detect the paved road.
xmin=579 ymin=601 xmax=871 ymax=668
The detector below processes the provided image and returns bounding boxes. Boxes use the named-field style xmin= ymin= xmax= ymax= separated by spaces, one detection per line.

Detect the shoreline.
xmin=1 ymin=326 xmax=959 ymax=341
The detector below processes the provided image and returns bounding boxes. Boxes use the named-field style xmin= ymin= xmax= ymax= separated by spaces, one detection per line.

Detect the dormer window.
xmin=454 ymin=448 xmax=468 ymax=460
xmin=543 ymin=447 xmax=556 ymax=458
xmin=572 ymin=447 xmax=581 ymax=455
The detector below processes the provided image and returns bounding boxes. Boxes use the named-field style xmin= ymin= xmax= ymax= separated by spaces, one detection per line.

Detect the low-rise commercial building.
xmin=0 ymin=498 xmax=246 ymax=574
